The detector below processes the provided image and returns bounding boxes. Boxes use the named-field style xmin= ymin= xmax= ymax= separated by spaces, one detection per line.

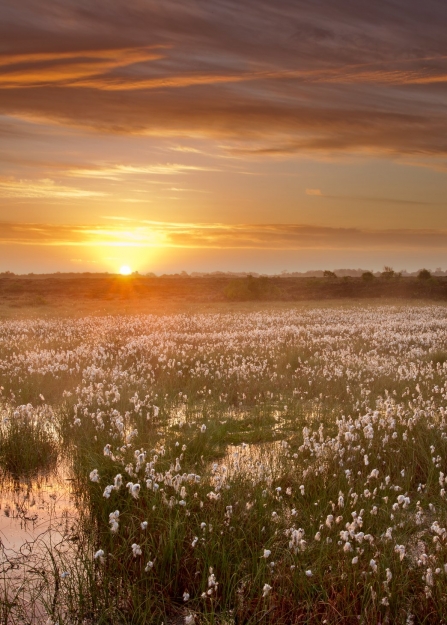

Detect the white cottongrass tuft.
xmin=89 ymin=469 xmax=100 ymax=482
xmin=131 ymin=543 xmax=142 ymax=557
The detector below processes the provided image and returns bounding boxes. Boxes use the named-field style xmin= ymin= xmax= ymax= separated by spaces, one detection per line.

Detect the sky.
xmin=2 ymin=0 xmax=447 ymax=274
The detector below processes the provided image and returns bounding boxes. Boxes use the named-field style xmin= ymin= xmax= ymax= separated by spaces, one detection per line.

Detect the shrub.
xmin=362 ymin=271 xmax=374 ymax=281
xmin=381 ymin=266 xmax=395 ymax=279
xmin=323 ymin=270 xmax=337 ymax=279
xmin=418 ymin=268 xmax=431 ymax=280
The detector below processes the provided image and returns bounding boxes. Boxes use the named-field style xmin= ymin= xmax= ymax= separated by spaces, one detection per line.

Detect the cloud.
xmin=0 ymin=47 xmax=165 ymax=88
xmin=4 ymin=220 xmax=447 ymax=251
xmin=2 ymin=0 xmax=447 ymax=158
xmin=304 ymin=189 xmax=434 ymax=205
xmin=27 ymin=64 xmax=447 ymax=93
xmin=170 ymin=146 xmax=204 ymax=154
xmin=0 ymin=177 xmax=106 ymax=198
xmin=64 ymin=163 xmax=219 ymax=180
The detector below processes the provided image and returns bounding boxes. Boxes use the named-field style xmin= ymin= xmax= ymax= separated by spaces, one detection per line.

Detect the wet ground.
xmin=0 ymin=465 xmax=77 ymax=624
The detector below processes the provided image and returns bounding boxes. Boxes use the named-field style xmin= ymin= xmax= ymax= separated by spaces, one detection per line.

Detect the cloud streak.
xmin=0 ymin=47 xmax=165 ymax=88
xmin=65 ymin=163 xmax=219 ymax=180
xmin=2 ymin=0 xmax=447 ymax=158
xmin=305 ymin=189 xmax=435 ymax=206
xmin=3 ymin=221 xmax=447 ymax=251
xmin=0 ymin=177 xmax=105 ymax=198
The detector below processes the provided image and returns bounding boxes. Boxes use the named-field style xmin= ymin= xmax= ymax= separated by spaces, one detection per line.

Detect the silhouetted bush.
xmin=362 ymin=271 xmax=374 ymax=281
xmin=323 ymin=270 xmax=337 ymax=278
xmin=381 ymin=266 xmax=395 ymax=279
xmin=418 ymin=269 xmax=431 ymax=280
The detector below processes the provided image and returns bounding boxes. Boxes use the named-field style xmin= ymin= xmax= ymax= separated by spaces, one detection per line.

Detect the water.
xmin=211 ymin=440 xmax=287 ymax=487
xmin=0 ymin=464 xmax=77 ymax=624
xmin=0 ymin=464 xmax=75 ymax=555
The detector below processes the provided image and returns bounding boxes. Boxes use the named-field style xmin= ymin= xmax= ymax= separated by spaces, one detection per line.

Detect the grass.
xmin=2 ymin=303 xmax=447 ymax=623
xmin=0 ymin=404 xmax=58 ymax=477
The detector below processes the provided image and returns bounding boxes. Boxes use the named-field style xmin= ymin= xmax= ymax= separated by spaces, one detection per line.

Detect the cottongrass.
xmin=1 ymin=305 xmax=447 ymax=623
xmin=0 ymin=403 xmax=58 ymax=476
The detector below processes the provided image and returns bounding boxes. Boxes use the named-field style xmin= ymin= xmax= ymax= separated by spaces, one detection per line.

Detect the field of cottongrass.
xmin=2 ymin=304 xmax=447 ymax=624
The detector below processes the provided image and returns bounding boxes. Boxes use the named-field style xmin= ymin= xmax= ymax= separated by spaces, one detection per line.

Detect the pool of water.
xmin=0 ymin=464 xmax=78 ymax=624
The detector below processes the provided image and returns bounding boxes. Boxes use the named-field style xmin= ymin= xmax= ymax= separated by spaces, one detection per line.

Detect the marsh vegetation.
xmin=2 ymin=304 xmax=447 ymax=623
xmin=2 ymin=274 xmax=447 ymax=316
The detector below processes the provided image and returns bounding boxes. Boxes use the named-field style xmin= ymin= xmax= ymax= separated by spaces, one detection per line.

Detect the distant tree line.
xmin=222 ymin=267 xmax=441 ymax=301
xmin=321 ymin=267 xmax=434 ymax=281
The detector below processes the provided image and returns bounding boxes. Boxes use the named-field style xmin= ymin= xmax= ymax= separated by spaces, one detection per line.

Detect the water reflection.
xmin=0 ymin=462 xmax=75 ymax=555
xmin=212 ymin=440 xmax=287 ymax=485
xmin=0 ymin=463 xmax=77 ymax=624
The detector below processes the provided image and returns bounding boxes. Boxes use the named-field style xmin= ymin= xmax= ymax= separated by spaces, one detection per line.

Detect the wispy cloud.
xmin=304 ymin=189 xmax=434 ymax=205
xmin=65 ymin=163 xmax=219 ymax=180
xmin=2 ymin=1 xmax=447 ymax=159
xmin=0 ymin=47 xmax=165 ymax=89
xmin=0 ymin=177 xmax=105 ymax=198
xmin=170 ymin=146 xmax=204 ymax=154
xmin=3 ymin=220 xmax=447 ymax=251
xmin=55 ymin=64 xmax=447 ymax=92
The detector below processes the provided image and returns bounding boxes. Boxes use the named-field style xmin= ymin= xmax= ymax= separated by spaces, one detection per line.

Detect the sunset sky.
xmin=2 ymin=0 xmax=447 ymax=274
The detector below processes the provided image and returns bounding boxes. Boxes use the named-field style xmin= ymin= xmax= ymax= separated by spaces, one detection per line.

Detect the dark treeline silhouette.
xmin=222 ymin=268 xmax=445 ymax=301
xmin=1 ymin=268 xmax=447 ymax=306
xmin=2 ymin=267 xmax=447 ymax=278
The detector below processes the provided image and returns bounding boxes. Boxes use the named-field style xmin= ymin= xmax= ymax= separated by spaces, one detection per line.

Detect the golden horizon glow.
xmin=119 ymin=265 xmax=132 ymax=275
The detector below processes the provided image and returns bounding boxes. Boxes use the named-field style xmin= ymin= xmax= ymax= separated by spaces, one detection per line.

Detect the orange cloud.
xmin=0 ymin=47 xmax=165 ymax=88
xmin=65 ymin=163 xmax=220 ymax=179
xmin=3 ymin=220 xmax=447 ymax=251
xmin=2 ymin=0 xmax=447 ymax=162
xmin=68 ymin=63 xmax=447 ymax=92
xmin=0 ymin=177 xmax=105 ymax=198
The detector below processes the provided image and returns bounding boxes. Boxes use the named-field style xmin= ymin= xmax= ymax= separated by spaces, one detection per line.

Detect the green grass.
xmin=0 ymin=404 xmax=58 ymax=477
xmin=2 ymin=304 xmax=447 ymax=623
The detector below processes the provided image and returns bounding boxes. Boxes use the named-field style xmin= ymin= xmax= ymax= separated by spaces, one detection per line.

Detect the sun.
xmin=119 ymin=265 xmax=132 ymax=275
